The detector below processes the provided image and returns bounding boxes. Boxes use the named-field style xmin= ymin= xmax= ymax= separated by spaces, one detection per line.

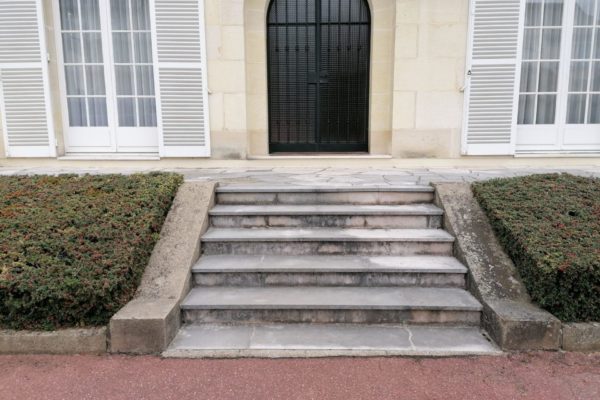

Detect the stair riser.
xmin=210 ymin=215 xmax=442 ymax=229
xmin=183 ymin=309 xmax=481 ymax=325
xmin=216 ymin=192 xmax=434 ymax=205
xmin=202 ymin=241 xmax=453 ymax=256
xmin=194 ymin=272 xmax=465 ymax=288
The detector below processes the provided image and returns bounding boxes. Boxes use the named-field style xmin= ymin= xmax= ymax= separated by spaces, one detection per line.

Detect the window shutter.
xmin=152 ymin=0 xmax=211 ymax=157
xmin=0 ymin=0 xmax=55 ymax=157
xmin=462 ymin=0 xmax=523 ymax=155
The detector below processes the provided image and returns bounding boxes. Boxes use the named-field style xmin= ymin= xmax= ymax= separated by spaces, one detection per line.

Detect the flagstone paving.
xmin=1 ymin=165 xmax=599 ymax=185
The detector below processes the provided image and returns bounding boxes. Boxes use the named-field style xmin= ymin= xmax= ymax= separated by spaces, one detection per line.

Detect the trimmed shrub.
xmin=0 ymin=173 xmax=183 ymax=330
xmin=472 ymin=174 xmax=600 ymax=322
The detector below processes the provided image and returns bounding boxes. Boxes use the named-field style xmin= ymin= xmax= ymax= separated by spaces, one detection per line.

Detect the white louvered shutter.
xmin=152 ymin=0 xmax=211 ymax=157
xmin=462 ymin=0 xmax=523 ymax=155
xmin=0 ymin=0 xmax=55 ymax=157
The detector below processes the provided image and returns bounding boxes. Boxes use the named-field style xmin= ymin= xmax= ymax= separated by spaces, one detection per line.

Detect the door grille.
xmin=267 ymin=0 xmax=370 ymax=152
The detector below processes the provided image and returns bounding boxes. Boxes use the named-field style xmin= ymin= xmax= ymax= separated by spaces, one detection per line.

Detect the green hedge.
xmin=472 ymin=174 xmax=600 ymax=322
xmin=0 ymin=173 xmax=183 ymax=330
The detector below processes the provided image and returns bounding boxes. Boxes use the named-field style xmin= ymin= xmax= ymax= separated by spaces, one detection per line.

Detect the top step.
xmin=216 ymin=185 xmax=435 ymax=205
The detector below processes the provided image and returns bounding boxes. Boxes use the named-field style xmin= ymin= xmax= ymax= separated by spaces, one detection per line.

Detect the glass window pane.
xmin=575 ymin=0 xmax=595 ymax=25
xmin=543 ymin=0 xmax=563 ymax=26
xmin=594 ymin=28 xmax=600 ymax=58
xmin=538 ymin=62 xmax=559 ymax=92
xmin=597 ymin=0 xmax=600 ymax=24
xmin=588 ymin=95 xmax=600 ymax=123
xmin=113 ymin=32 xmax=132 ymax=63
xmin=536 ymin=94 xmax=557 ymax=124
xmin=115 ymin=65 xmax=134 ymax=95
xmin=133 ymin=32 xmax=152 ymax=63
xmin=138 ymin=98 xmax=157 ymax=127
xmin=569 ymin=61 xmax=590 ymax=91
xmin=541 ymin=28 xmax=561 ymax=59
xmin=80 ymin=0 xmax=101 ymax=30
xmin=572 ymin=28 xmax=593 ymax=59
xmin=131 ymin=0 xmax=151 ymax=30
xmin=592 ymin=62 xmax=600 ymax=91
xmin=60 ymin=0 xmax=80 ymax=30
xmin=117 ymin=98 xmax=136 ymax=126
xmin=523 ymin=29 xmax=541 ymax=59
xmin=520 ymin=62 xmax=539 ymax=92
xmin=65 ymin=65 xmax=84 ymax=95
xmin=83 ymin=32 xmax=103 ymax=63
xmin=67 ymin=98 xmax=87 ymax=126
xmin=62 ymin=33 xmax=82 ymax=63
xmin=87 ymin=98 xmax=108 ymax=126
xmin=85 ymin=65 xmax=106 ymax=95
xmin=136 ymin=66 xmax=155 ymax=95
xmin=567 ymin=94 xmax=588 ymax=123
xmin=518 ymin=94 xmax=536 ymax=124
xmin=111 ymin=0 xmax=130 ymax=30
xmin=525 ymin=1 xmax=543 ymax=26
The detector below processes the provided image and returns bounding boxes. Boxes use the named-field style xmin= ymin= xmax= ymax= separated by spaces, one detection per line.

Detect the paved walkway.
xmin=1 ymin=352 xmax=599 ymax=399
xmin=1 ymin=166 xmax=599 ymax=185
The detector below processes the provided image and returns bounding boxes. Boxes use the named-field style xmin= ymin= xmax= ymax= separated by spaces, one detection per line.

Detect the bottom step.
xmin=163 ymin=324 xmax=499 ymax=358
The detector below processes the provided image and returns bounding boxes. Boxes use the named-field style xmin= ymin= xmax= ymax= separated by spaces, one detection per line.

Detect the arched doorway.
xmin=267 ymin=0 xmax=371 ymax=153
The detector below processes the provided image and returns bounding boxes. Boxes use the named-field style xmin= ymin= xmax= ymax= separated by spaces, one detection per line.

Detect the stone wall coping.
xmin=433 ymin=182 xmax=562 ymax=351
xmin=109 ymin=181 xmax=216 ymax=354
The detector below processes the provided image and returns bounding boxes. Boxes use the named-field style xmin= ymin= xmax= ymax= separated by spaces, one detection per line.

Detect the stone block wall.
xmin=392 ymin=0 xmax=469 ymax=158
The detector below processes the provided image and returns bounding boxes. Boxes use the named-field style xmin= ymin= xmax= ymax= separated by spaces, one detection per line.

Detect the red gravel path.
xmin=1 ymin=352 xmax=599 ymax=400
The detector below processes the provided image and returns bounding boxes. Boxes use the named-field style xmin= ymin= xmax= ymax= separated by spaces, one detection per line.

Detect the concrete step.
xmin=164 ymin=323 xmax=499 ymax=358
xmin=181 ymin=286 xmax=482 ymax=325
xmin=201 ymin=227 xmax=455 ymax=256
xmin=209 ymin=204 xmax=443 ymax=228
xmin=216 ymin=185 xmax=435 ymax=205
xmin=193 ymin=255 xmax=467 ymax=287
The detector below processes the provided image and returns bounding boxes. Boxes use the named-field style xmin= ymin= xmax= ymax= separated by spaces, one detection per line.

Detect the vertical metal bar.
xmin=305 ymin=0 xmax=309 ymax=143
xmin=346 ymin=0 xmax=352 ymax=143
xmin=326 ymin=0 xmax=331 ymax=145
xmin=336 ymin=0 xmax=341 ymax=144
xmin=291 ymin=0 xmax=302 ymax=142
xmin=315 ymin=0 xmax=321 ymax=150
xmin=285 ymin=0 xmax=289 ymax=144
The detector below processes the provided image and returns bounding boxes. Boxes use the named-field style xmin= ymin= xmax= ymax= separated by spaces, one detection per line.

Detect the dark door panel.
xmin=267 ymin=0 xmax=370 ymax=153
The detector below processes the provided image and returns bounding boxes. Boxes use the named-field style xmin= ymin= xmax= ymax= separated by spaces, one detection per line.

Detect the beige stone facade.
xmin=203 ymin=0 xmax=469 ymax=159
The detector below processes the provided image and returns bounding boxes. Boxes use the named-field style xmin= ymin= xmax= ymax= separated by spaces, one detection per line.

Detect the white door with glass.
xmin=517 ymin=0 xmax=600 ymax=153
xmin=55 ymin=0 xmax=158 ymax=153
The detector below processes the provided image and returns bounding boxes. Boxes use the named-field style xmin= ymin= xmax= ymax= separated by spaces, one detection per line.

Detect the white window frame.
xmin=516 ymin=0 xmax=600 ymax=154
xmin=53 ymin=0 xmax=159 ymax=154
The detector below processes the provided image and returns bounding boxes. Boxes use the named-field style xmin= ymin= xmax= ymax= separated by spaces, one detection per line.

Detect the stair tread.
xmin=193 ymin=255 xmax=467 ymax=274
xmin=164 ymin=323 xmax=499 ymax=357
xmin=216 ymin=185 xmax=434 ymax=193
xmin=181 ymin=286 xmax=482 ymax=311
xmin=202 ymin=228 xmax=455 ymax=242
xmin=210 ymin=203 xmax=443 ymax=216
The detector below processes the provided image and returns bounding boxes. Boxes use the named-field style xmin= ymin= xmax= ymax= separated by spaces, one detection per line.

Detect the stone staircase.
xmin=164 ymin=185 xmax=498 ymax=357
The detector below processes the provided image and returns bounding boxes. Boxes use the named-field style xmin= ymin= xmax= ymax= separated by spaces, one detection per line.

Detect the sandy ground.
xmin=1 ymin=352 xmax=599 ymax=400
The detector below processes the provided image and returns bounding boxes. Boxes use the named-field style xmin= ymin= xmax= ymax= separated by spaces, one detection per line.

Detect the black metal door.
xmin=267 ymin=0 xmax=370 ymax=153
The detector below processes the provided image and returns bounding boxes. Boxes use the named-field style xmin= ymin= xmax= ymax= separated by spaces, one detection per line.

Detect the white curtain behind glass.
xmin=518 ymin=0 xmax=563 ymax=125
xmin=567 ymin=0 xmax=600 ymax=124
xmin=60 ymin=0 xmax=108 ymax=127
xmin=111 ymin=0 xmax=157 ymax=127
